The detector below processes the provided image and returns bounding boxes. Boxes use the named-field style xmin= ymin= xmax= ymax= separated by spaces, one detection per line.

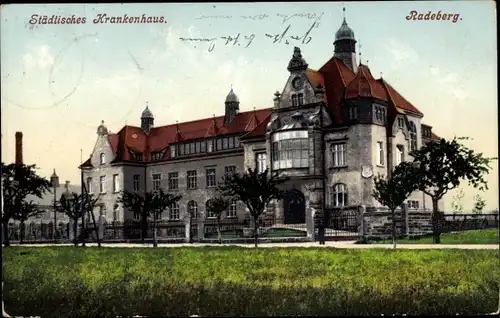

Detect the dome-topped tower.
xmin=224 ymin=86 xmax=240 ymax=125
xmin=97 ymin=120 xmax=108 ymax=136
xmin=334 ymin=7 xmax=357 ymax=73
xmin=141 ymin=102 xmax=154 ymax=133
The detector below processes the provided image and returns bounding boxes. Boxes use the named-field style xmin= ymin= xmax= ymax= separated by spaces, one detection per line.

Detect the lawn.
xmin=2 ymin=247 xmax=499 ymax=317
xmin=362 ymin=229 xmax=499 ymax=245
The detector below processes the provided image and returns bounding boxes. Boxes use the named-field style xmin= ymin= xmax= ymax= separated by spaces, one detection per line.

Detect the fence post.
xmin=358 ymin=205 xmax=366 ymax=240
xmin=403 ymin=203 xmax=409 ymax=236
xmin=197 ymin=212 xmax=205 ymax=241
xmin=69 ymin=220 xmax=74 ymax=241
xmin=98 ymin=215 xmax=105 ymax=241
xmin=184 ymin=215 xmax=191 ymax=243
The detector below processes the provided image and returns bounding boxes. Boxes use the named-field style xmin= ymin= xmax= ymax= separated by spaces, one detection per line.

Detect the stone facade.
xmin=80 ymin=15 xmax=444 ymax=237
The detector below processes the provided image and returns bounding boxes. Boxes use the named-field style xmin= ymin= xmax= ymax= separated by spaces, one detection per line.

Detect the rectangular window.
xmin=206 ymin=168 xmax=216 ymax=187
xmin=216 ymin=139 xmax=222 ymax=151
xmin=331 ymin=143 xmax=346 ymax=167
xmin=100 ymin=153 xmax=105 ymax=165
xmin=207 ymin=140 xmax=213 ymax=152
xmin=195 ymin=141 xmax=201 ymax=153
xmin=134 ymin=153 xmax=143 ymax=161
xmin=224 ymin=165 xmax=236 ymax=176
xmin=151 ymin=152 xmax=162 ymax=161
xmin=235 ymin=137 xmax=240 ymax=148
xmin=133 ymin=174 xmax=140 ymax=191
xmin=396 ymin=145 xmax=404 ymax=166
xmin=179 ymin=144 xmax=185 ymax=156
xmin=398 ymin=118 xmax=404 ymax=129
xmin=408 ymin=200 xmax=420 ymax=209
xmin=298 ymin=93 xmax=304 ymax=106
xmin=87 ymin=178 xmax=92 ymax=194
xmin=256 ymin=153 xmax=267 ymax=173
xmin=200 ymin=141 xmax=206 ymax=152
xmin=291 ymin=94 xmax=298 ymax=106
xmin=99 ymin=176 xmax=106 ymax=193
xmin=185 ymin=144 xmax=190 ymax=155
xmin=170 ymin=146 xmax=176 ymax=158
xmin=168 ymin=172 xmax=178 ymax=191
xmin=187 ymin=170 xmax=197 ymax=189
xmin=223 ymin=137 xmax=229 ymax=150
xmin=377 ymin=141 xmax=385 ymax=166
xmin=152 ymin=173 xmax=161 ymax=191
xmin=169 ymin=203 xmax=180 ymax=220
xmin=227 ymin=200 xmax=237 ymax=218
xmin=113 ymin=174 xmax=119 ymax=193
xmin=228 ymin=137 xmax=234 ymax=149
xmin=190 ymin=143 xmax=195 ymax=154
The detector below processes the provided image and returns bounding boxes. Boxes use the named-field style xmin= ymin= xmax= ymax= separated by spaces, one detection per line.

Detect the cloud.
xmin=22 ymin=45 xmax=54 ymax=71
xmin=384 ymin=39 xmax=419 ymax=66
xmin=429 ymin=66 xmax=468 ymax=101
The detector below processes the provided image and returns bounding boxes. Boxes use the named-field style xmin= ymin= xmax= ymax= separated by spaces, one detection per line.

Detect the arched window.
xmin=100 ymin=153 xmax=106 ymax=165
xmin=409 ymin=122 xmax=417 ymax=152
xmin=206 ymin=201 xmax=216 ymax=218
xmin=187 ymin=201 xmax=198 ymax=219
xmin=169 ymin=202 xmax=180 ymax=220
xmin=330 ymin=183 xmax=348 ymax=207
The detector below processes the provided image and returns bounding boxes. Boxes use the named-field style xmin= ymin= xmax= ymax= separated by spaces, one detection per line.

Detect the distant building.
xmin=80 ymin=14 xmax=444 ymax=226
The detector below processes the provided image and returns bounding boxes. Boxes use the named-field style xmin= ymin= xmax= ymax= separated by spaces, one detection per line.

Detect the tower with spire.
xmin=141 ymin=102 xmax=154 ymax=133
xmin=224 ymin=86 xmax=240 ymax=125
xmin=334 ymin=7 xmax=357 ymax=73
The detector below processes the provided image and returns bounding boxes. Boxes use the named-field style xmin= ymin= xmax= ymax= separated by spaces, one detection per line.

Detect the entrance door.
xmin=283 ymin=189 xmax=306 ymax=224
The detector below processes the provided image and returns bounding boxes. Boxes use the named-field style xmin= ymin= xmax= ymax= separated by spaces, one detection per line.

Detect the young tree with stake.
xmin=372 ymin=161 xmax=419 ymax=248
xmin=410 ymin=137 xmax=495 ymax=244
xmin=217 ymin=168 xmax=289 ymax=248
xmin=206 ymin=196 xmax=230 ymax=244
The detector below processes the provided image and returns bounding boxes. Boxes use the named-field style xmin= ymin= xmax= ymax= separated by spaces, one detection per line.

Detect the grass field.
xmin=3 ymin=246 xmax=499 ymax=317
xmin=363 ymin=229 xmax=499 ymax=245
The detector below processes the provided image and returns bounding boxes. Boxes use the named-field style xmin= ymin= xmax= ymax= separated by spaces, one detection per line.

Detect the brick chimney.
xmin=15 ymin=132 xmax=23 ymax=164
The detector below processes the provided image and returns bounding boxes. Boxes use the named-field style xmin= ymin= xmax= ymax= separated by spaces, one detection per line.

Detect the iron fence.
xmin=441 ymin=213 xmax=499 ymax=233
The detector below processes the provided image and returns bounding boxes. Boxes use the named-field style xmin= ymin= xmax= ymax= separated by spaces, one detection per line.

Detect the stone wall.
xmin=360 ymin=204 xmax=433 ymax=239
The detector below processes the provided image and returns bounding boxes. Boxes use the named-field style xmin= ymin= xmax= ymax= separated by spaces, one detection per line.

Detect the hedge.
xmin=3 ymin=247 xmax=499 ymax=317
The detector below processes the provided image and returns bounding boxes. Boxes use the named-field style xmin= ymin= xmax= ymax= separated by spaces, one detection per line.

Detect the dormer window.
xmin=292 ymin=94 xmax=298 ymax=106
xmin=297 ymin=93 xmax=304 ymax=106
xmin=100 ymin=153 xmax=105 ymax=165
xmin=133 ymin=152 xmax=143 ymax=161
xmin=170 ymin=146 xmax=176 ymax=158
xmin=151 ymin=152 xmax=163 ymax=161
xmin=409 ymin=122 xmax=417 ymax=152
xmin=349 ymin=106 xmax=358 ymax=120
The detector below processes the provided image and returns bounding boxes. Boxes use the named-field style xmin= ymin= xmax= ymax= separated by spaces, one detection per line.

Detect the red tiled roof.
xmin=241 ymin=113 xmax=272 ymax=139
xmin=318 ymin=57 xmax=356 ymax=124
xmin=379 ymin=79 xmax=423 ymax=116
xmin=345 ymin=64 xmax=388 ymax=101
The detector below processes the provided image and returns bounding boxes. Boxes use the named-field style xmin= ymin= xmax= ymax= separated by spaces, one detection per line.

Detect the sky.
xmin=1 ymin=2 xmax=498 ymax=212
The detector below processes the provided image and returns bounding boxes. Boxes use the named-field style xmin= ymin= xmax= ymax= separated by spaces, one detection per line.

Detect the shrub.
xmin=3 ymin=247 xmax=499 ymax=317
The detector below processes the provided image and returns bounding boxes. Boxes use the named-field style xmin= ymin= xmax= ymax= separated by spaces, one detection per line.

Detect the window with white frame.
xmin=224 ymin=165 xmax=236 ymax=176
xmin=330 ymin=183 xmax=348 ymax=207
xmin=256 ymin=153 xmax=267 ymax=173
xmin=396 ymin=145 xmax=404 ymax=166
xmin=206 ymin=168 xmax=216 ymax=187
xmin=169 ymin=202 xmax=180 ymax=220
xmin=99 ymin=176 xmax=106 ymax=193
xmin=227 ymin=200 xmax=237 ymax=218
xmin=133 ymin=174 xmax=140 ymax=191
xmin=170 ymin=145 xmax=176 ymax=158
xmin=87 ymin=178 xmax=92 ymax=194
xmin=297 ymin=93 xmax=304 ymax=105
xmin=377 ymin=141 xmax=385 ymax=166
xmin=187 ymin=201 xmax=198 ymax=219
xmin=113 ymin=174 xmax=119 ymax=193
xmin=331 ymin=143 xmax=346 ymax=167
xmin=168 ymin=172 xmax=178 ymax=190
xmin=152 ymin=173 xmax=161 ymax=191
xmin=206 ymin=201 xmax=216 ymax=218
xmin=100 ymin=153 xmax=105 ymax=165
xmin=271 ymin=130 xmax=309 ymax=170
xmin=409 ymin=121 xmax=417 ymax=152
xmin=187 ymin=170 xmax=197 ymax=189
